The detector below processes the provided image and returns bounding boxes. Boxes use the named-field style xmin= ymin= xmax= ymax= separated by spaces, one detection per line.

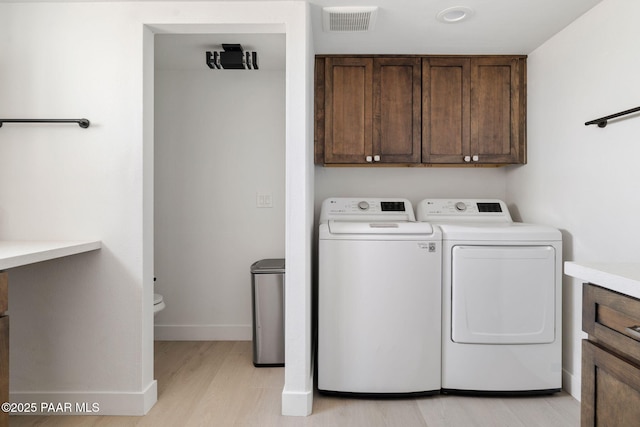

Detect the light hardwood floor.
xmin=11 ymin=341 xmax=580 ymax=426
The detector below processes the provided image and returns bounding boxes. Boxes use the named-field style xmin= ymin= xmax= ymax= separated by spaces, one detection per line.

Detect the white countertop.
xmin=0 ymin=240 xmax=101 ymax=270
xmin=565 ymin=261 xmax=640 ymax=300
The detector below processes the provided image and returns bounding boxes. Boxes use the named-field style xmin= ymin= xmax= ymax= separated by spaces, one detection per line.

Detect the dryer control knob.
xmin=358 ymin=201 xmax=370 ymax=211
xmin=455 ymin=202 xmax=467 ymax=212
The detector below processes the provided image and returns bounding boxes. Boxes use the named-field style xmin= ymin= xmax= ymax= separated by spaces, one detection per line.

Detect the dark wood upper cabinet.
xmin=471 ymin=57 xmax=526 ymax=164
xmin=315 ymin=55 xmax=526 ymax=166
xmin=373 ymin=57 xmax=422 ymax=164
xmin=422 ymin=57 xmax=470 ymax=164
xmin=316 ymin=56 xmax=421 ymax=164
xmin=321 ymin=57 xmax=373 ymax=164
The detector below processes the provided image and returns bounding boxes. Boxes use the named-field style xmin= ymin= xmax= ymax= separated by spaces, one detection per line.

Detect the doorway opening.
xmin=153 ymin=32 xmax=286 ymax=340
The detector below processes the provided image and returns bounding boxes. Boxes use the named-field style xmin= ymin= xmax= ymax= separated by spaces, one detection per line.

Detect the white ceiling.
xmin=310 ymin=0 xmax=603 ymax=55
xmin=153 ymin=0 xmax=603 ymax=71
xmin=9 ymin=0 xmax=603 ymax=70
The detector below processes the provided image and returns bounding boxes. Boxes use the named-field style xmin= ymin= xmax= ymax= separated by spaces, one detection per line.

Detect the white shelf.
xmin=0 ymin=240 xmax=101 ymax=270
xmin=565 ymin=261 xmax=640 ymax=299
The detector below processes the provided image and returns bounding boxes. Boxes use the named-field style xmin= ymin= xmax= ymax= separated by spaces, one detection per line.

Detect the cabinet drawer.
xmin=583 ymin=283 xmax=640 ymax=365
xmin=581 ymin=340 xmax=640 ymax=427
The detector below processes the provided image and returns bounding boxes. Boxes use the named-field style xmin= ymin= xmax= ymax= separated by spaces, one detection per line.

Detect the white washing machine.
xmin=318 ymin=198 xmax=442 ymax=395
xmin=416 ymin=199 xmax=562 ymax=394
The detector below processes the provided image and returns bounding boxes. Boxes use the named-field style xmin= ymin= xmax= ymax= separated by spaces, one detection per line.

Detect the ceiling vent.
xmin=322 ymin=6 xmax=378 ymax=32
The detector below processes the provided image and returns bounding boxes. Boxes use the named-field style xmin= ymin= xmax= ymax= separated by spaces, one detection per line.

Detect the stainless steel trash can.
xmin=250 ymin=259 xmax=285 ymax=367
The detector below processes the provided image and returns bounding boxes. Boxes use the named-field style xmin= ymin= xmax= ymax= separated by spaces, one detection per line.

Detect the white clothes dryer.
xmin=416 ymin=199 xmax=562 ymax=394
xmin=318 ymin=198 xmax=442 ymax=395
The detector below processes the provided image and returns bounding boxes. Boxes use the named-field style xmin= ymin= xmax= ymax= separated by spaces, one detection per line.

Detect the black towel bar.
xmin=0 ymin=119 xmax=90 ymax=128
xmin=585 ymin=106 xmax=640 ymax=128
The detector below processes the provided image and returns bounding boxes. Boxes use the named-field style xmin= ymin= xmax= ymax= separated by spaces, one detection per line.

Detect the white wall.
xmin=0 ymin=2 xmax=156 ymax=415
xmin=314 ymin=167 xmax=508 ymax=212
xmin=0 ymin=1 xmax=312 ymax=417
xmin=154 ymin=64 xmax=286 ymax=339
xmin=282 ymin=3 xmax=315 ymax=416
xmin=506 ymin=0 xmax=640 ymax=398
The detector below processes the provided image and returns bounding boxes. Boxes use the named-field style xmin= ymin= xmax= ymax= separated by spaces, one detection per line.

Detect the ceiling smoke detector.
xmin=322 ymin=6 xmax=378 ymax=32
xmin=436 ymin=6 xmax=475 ymax=23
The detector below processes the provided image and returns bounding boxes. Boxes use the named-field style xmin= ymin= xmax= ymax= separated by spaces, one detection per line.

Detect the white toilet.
xmin=154 ymin=293 xmax=166 ymax=316
xmin=153 ymin=277 xmax=166 ymax=316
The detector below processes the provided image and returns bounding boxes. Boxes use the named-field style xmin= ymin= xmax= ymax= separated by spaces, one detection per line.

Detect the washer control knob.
xmin=455 ymin=202 xmax=467 ymax=212
xmin=357 ymin=201 xmax=370 ymax=211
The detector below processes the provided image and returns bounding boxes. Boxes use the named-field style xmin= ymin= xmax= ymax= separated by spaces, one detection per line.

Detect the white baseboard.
xmin=154 ymin=324 xmax=252 ymax=341
xmin=10 ymin=380 xmax=157 ymax=416
xmin=282 ymin=386 xmax=313 ymax=416
xmin=563 ymin=368 xmax=581 ymax=401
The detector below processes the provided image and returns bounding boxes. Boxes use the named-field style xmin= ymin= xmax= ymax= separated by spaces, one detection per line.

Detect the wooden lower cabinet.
xmin=582 ymin=340 xmax=640 ymax=427
xmin=0 ymin=271 xmax=7 ymax=427
xmin=582 ymin=283 xmax=640 ymax=427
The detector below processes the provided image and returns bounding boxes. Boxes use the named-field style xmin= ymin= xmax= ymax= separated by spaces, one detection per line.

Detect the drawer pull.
xmin=625 ymin=325 xmax=640 ymax=339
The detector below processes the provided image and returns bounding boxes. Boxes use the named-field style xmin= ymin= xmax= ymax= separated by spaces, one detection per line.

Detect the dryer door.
xmin=451 ymin=245 xmax=556 ymax=344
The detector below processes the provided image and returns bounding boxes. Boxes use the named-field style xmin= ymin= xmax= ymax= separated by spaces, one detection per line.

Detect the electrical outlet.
xmin=256 ymin=193 xmax=273 ymax=208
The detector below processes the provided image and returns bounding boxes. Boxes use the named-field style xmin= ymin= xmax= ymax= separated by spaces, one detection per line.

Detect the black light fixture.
xmin=206 ymin=44 xmax=258 ymax=70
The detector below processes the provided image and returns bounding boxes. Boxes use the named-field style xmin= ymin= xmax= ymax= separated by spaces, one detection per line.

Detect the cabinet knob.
xmin=366 ymin=156 xmax=373 ymax=162
xmin=464 ymin=156 xmax=471 ymax=162
xmin=626 ymin=325 xmax=640 ymax=339
xmin=472 ymin=155 xmax=479 ymax=162
xmin=373 ymin=155 xmax=380 ymax=162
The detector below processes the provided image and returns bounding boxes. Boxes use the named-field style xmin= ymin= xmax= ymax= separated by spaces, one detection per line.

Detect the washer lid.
xmin=328 ymin=220 xmax=434 ymax=235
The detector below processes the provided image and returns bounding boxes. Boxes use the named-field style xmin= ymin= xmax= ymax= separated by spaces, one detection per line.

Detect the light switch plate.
xmin=256 ymin=193 xmax=273 ymax=208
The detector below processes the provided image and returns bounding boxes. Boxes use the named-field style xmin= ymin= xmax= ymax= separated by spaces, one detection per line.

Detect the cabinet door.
xmin=471 ymin=57 xmax=526 ymax=164
xmin=582 ymin=340 xmax=640 ymax=427
xmin=0 ymin=272 xmax=6 ymax=427
xmin=323 ymin=57 xmax=373 ymax=164
xmin=422 ymin=57 xmax=471 ymax=164
xmin=0 ymin=316 xmax=6 ymax=427
xmin=373 ymin=57 xmax=421 ymax=163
